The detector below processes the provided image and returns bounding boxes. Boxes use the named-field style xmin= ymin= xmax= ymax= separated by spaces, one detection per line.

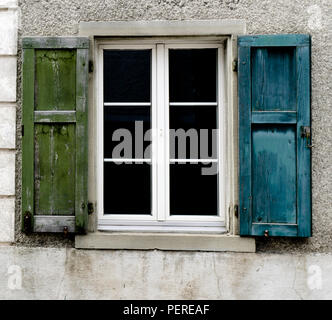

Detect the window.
xmin=96 ymin=38 xmax=226 ymax=233
xmin=21 ymin=27 xmax=311 ymax=247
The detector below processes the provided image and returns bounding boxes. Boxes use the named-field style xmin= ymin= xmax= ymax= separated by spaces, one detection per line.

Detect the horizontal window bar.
xmin=34 ymin=110 xmax=76 ymax=123
xmin=104 ymin=158 xmax=151 ymax=163
xmin=170 ymin=159 xmax=218 ymax=163
xmin=251 ymin=111 xmax=297 ymax=124
xmin=169 ymin=102 xmax=218 ymax=106
xmin=104 ymin=102 xmax=151 ymax=107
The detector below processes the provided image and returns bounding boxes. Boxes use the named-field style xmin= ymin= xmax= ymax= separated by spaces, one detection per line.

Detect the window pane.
xmin=104 ymin=50 xmax=151 ymax=102
xmin=170 ymin=105 xmax=217 ymax=159
xmin=104 ymin=163 xmax=151 ymax=214
xmin=169 ymin=49 xmax=217 ymax=102
xmin=170 ymin=163 xmax=218 ymax=215
xmin=104 ymin=106 xmax=151 ymax=159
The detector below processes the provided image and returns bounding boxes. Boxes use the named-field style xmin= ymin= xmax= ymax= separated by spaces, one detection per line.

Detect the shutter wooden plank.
xmin=238 ymin=34 xmax=311 ymax=237
xmin=251 ymin=111 xmax=297 ymax=124
xmin=238 ymin=45 xmax=252 ymax=236
xmin=34 ymin=111 xmax=76 ymax=123
xmin=252 ymin=47 xmax=296 ymax=111
xmin=297 ymin=45 xmax=311 ymax=237
xmin=22 ymin=48 xmax=35 ymax=232
xmin=75 ymin=48 xmax=89 ymax=233
xmin=238 ymin=34 xmax=310 ymax=47
xmin=252 ymin=125 xmax=296 ymax=224
xmin=35 ymin=49 xmax=76 ymax=111
xmin=22 ymin=37 xmax=89 ymax=49
xmin=34 ymin=124 xmax=76 ymax=216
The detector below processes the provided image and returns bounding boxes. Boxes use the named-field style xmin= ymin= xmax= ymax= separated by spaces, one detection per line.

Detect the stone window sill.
xmin=75 ymin=232 xmax=255 ymax=253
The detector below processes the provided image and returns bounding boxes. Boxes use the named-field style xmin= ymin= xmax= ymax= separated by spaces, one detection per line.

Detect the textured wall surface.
xmin=15 ymin=0 xmax=332 ymax=252
xmin=0 ymin=246 xmax=331 ymax=299
xmin=0 ymin=0 xmax=17 ymax=242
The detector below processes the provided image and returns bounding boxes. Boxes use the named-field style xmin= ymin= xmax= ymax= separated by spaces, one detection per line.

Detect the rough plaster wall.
xmin=15 ymin=0 xmax=332 ymax=252
xmin=1 ymin=247 xmax=332 ymax=299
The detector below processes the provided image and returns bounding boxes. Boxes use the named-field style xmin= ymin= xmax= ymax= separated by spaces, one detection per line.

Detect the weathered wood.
xmin=23 ymin=37 xmax=89 ymax=49
xmin=34 ymin=111 xmax=76 ymax=123
xmin=35 ymin=50 xmax=76 ymax=111
xmin=75 ymin=48 xmax=89 ymax=234
xmin=238 ymin=34 xmax=310 ymax=47
xmin=251 ymin=223 xmax=298 ymax=237
xmin=238 ymin=34 xmax=311 ymax=237
xmin=22 ymin=37 xmax=89 ymax=234
xmin=238 ymin=45 xmax=251 ymax=236
xmin=34 ymin=216 xmax=75 ymax=233
xmin=251 ymin=111 xmax=297 ymax=124
xmin=251 ymin=47 xmax=296 ymax=111
xmin=297 ymin=44 xmax=312 ymax=237
xmin=22 ymin=48 xmax=35 ymax=231
xmin=34 ymin=124 xmax=76 ymax=216
xmin=252 ymin=125 xmax=296 ymax=224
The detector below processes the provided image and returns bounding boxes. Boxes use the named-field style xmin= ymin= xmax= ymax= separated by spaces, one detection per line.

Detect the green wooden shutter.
xmin=22 ymin=37 xmax=89 ymax=234
xmin=238 ymin=34 xmax=311 ymax=237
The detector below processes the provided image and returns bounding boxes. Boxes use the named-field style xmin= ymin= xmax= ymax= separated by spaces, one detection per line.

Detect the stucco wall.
xmin=0 ymin=0 xmax=17 ymax=242
xmin=14 ymin=0 xmax=332 ymax=253
xmin=0 ymin=246 xmax=331 ymax=299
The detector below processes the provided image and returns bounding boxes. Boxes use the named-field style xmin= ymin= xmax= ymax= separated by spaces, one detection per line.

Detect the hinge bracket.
xmin=89 ymin=60 xmax=94 ymax=73
xmin=234 ymin=204 xmax=239 ymax=218
xmin=88 ymin=202 xmax=94 ymax=215
xmin=232 ymin=59 xmax=238 ymax=72
xmin=23 ymin=211 xmax=32 ymax=234
xmin=21 ymin=125 xmax=24 ymax=137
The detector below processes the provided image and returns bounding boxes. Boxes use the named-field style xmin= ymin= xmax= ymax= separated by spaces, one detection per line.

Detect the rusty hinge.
xmin=23 ymin=211 xmax=32 ymax=234
xmin=234 ymin=204 xmax=239 ymax=218
xmin=88 ymin=202 xmax=94 ymax=215
xmin=301 ymin=126 xmax=314 ymax=148
xmin=89 ymin=60 xmax=94 ymax=73
xmin=232 ymin=59 xmax=238 ymax=72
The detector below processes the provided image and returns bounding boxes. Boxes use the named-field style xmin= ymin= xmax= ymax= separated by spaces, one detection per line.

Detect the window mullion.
xmin=156 ymin=43 xmax=167 ymax=221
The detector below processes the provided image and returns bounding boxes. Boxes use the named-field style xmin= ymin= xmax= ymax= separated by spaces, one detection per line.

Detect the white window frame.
xmin=96 ymin=38 xmax=227 ymax=233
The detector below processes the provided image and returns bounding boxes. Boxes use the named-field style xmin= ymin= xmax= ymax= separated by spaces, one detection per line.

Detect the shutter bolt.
xmin=264 ymin=230 xmax=269 ymax=237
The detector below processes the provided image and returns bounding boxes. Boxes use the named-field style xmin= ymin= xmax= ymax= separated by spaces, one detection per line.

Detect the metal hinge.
xmin=301 ymin=126 xmax=314 ymax=148
xmin=21 ymin=125 xmax=24 ymax=137
xmin=234 ymin=204 xmax=239 ymax=218
xmin=89 ymin=60 xmax=94 ymax=73
xmin=232 ymin=59 xmax=238 ymax=72
xmin=23 ymin=211 xmax=32 ymax=234
xmin=88 ymin=202 xmax=94 ymax=215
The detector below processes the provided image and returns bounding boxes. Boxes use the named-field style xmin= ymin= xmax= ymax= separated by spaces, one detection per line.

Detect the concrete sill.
xmin=75 ymin=232 xmax=256 ymax=253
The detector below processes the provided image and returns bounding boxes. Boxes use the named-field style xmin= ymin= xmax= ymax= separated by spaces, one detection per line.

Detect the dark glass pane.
xmin=170 ymin=106 xmax=217 ymax=159
xmin=104 ymin=50 xmax=151 ymax=102
xmin=169 ymin=49 xmax=217 ymax=102
xmin=104 ymin=163 xmax=151 ymax=214
xmin=170 ymin=163 xmax=218 ymax=215
xmin=104 ymin=106 xmax=151 ymax=159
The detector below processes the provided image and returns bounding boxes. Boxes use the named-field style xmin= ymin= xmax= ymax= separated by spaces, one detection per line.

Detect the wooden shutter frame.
xmin=22 ymin=37 xmax=89 ymax=234
xmin=238 ymin=34 xmax=311 ymax=237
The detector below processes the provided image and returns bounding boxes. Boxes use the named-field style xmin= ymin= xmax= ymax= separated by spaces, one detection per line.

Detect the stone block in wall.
xmin=0 ymin=151 xmax=15 ymax=195
xmin=0 ymin=197 xmax=14 ymax=242
xmin=0 ymin=105 xmax=16 ymax=148
xmin=0 ymin=9 xmax=18 ymax=55
xmin=0 ymin=57 xmax=17 ymax=102
xmin=0 ymin=0 xmax=18 ymax=8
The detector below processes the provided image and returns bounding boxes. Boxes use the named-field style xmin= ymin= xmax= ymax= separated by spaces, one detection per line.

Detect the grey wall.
xmin=15 ymin=0 xmax=332 ymax=253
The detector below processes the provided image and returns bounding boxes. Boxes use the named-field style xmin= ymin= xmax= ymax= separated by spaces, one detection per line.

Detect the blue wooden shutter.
xmin=238 ymin=34 xmax=311 ymax=237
